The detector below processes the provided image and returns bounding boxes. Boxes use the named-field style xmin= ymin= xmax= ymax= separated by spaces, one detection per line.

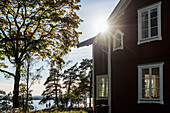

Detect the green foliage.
xmin=19 ymin=83 xmax=34 ymax=111
xmin=63 ymin=63 xmax=79 ymax=93
xmin=65 ymin=93 xmax=77 ymax=102
xmin=0 ymin=0 xmax=82 ymax=107
xmin=21 ymin=59 xmax=43 ymax=89
xmin=41 ymin=59 xmax=93 ymax=110
xmin=0 ymin=0 xmax=82 ymax=68
xmin=40 ymin=68 xmax=62 ymax=108
xmin=78 ymin=59 xmax=92 ymax=97
xmin=0 ymin=90 xmax=12 ymax=112
xmin=72 ymin=59 xmax=93 ymax=107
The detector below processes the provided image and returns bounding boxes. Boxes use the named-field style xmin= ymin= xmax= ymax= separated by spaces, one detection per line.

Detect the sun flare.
xmin=94 ymin=20 xmax=108 ymax=33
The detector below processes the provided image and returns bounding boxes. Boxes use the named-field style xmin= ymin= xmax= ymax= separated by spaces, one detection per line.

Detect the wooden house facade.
xmin=78 ymin=0 xmax=170 ymax=112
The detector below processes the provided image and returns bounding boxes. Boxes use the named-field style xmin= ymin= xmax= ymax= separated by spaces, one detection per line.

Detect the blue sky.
xmin=0 ymin=0 xmax=119 ymax=96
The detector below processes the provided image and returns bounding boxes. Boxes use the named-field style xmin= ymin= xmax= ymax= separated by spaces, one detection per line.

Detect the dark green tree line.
xmin=40 ymin=68 xmax=62 ymax=109
xmin=40 ymin=59 xmax=93 ymax=109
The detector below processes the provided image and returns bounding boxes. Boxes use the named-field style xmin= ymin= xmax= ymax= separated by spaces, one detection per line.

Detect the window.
xmin=113 ymin=29 xmax=124 ymax=51
xmin=138 ymin=2 xmax=162 ymax=45
xmin=96 ymin=75 xmax=108 ymax=99
xmin=138 ymin=62 xmax=164 ymax=104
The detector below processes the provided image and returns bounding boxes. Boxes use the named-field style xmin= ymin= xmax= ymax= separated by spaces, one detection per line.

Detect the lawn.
xmin=30 ymin=110 xmax=87 ymax=113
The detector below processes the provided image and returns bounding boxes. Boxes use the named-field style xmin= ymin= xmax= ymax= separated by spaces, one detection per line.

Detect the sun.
xmin=94 ymin=20 xmax=108 ymax=33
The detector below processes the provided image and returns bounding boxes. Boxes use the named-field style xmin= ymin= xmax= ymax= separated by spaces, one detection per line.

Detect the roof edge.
xmin=76 ymin=37 xmax=96 ymax=48
xmin=77 ymin=0 xmax=132 ymax=48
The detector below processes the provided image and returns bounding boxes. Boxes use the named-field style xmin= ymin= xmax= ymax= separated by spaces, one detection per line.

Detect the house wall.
xmin=110 ymin=0 xmax=170 ymax=113
xmin=93 ymin=43 xmax=108 ymax=106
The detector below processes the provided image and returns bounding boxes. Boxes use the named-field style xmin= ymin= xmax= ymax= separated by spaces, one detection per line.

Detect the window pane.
xmin=106 ymin=78 xmax=108 ymax=97
xmin=152 ymin=89 xmax=159 ymax=98
xmin=142 ymin=78 xmax=150 ymax=89
xmin=142 ymin=88 xmax=149 ymax=98
xmin=151 ymin=27 xmax=158 ymax=36
xmin=141 ymin=11 xmax=148 ymax=39
xmin=152 ymin=68 xmax=159 ymax=77
xmin=151 ymin=18 xmax=157 ymax=27
xmin=142 ymin=11 xmax=148 ymax=21
xmin=151 ymin=78 xmax=159 ymax=88
xmin=115 ymin=33 xmax=121 ymax=48
xmin=142 ymin=30 xmax=148 ymax=39
xmin=150 ymin=8 xmax=157 ymax=18
xmin=142 ymin=69 xmax=149 ymax=78
xmin=98 ymin=78 xmax=105 ymax=97
xmin=142 ymin=20 xmax=148 ymax=30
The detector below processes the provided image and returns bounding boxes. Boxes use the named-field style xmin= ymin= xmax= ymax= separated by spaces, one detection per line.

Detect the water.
xmin=7 ymin=99 xmax=90 ymax=111
xmin=32 ymin=100 xmax=54 ymax=111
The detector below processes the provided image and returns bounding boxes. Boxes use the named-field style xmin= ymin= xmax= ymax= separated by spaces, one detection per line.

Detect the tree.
xmin=0 ymin=90 xmax=12 ymax=112
xmin=40 ymin=68 xmax=62 ymax=108
xmin=21 ymin=58 xmax=43 ymax=113
xmin=78 ymin=59 xmax=92 ymax=107
xmin=63 ymin=63 xmax=79 ymax=107
xmin=18 ymin=83 xmax=34 ymax=112
xmin=0 ymin=0 xmax=82 ymax=108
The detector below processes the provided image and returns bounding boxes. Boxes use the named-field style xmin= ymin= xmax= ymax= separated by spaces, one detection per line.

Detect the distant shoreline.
xmin=0 ymin=96 xmax=43 ymax=100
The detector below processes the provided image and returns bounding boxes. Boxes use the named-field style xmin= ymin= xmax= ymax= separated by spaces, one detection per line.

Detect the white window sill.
xmin=113 ymin=47 xmax=123 ymax=51
xmin=138 ymin=99 xmax=164 ymax=104
xmin=96 ymin=97 xmax=108 ymax=100
xmin=137 ymin=35 xmax=162 ymax=45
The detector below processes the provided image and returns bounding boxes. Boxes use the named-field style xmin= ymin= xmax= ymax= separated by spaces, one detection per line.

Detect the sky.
xmin=0 ymin=0 xmax=119 ymax=96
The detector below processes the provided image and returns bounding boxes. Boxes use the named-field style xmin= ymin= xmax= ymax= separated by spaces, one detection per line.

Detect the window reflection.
xmin=97 ymin=76 xmax=108 ymax=98
xmin=142 ymin=67 xmax=160 ymax=98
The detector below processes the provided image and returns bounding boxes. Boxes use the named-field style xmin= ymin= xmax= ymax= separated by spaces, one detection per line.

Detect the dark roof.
xmin=77 ymin=37 xmax=96 ymax=48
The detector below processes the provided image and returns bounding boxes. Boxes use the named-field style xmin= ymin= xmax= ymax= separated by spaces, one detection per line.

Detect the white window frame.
xmin=113 ymin=29 xmax=124 ymax=51
xmin=137 ymin=2 xmax=162 ymax=45
xmin=138 ymin=62 xmax=164 ymax=104
xmin=96 ymin=75 xmax=108 ymax=100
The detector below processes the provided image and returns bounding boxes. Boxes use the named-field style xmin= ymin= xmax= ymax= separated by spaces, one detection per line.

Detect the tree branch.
xmin=0 ymin=28 xmax=8 ymax=39
xmin=30 ymin=18 xmax=41 ymax=38
xmin=14 ymin=4 xmax=21 ymax=31
xmin=5 ymin=10 xmax=12 ymax=38
xmin=20 ymin=5 xmax=27 ymax=29
xmin=0 ymin=69 xmax=15 ymax=77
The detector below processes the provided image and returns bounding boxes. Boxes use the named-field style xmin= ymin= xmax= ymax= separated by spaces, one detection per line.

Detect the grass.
xmin=53 ymin=111 xmax=87 ymax=113
xmin=30 ymin=110 xmax=87 ymax=113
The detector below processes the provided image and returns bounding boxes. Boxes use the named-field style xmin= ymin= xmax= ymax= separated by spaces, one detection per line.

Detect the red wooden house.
xmin=78 ymin=0 xmax=170 ymax=112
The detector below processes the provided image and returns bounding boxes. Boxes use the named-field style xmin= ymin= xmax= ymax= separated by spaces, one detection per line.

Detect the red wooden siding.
xmin=93 ymin=0 xmax=170 ymax=112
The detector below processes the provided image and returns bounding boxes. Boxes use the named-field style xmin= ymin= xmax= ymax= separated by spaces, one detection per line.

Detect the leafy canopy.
xmin=0 ymin=0 xmax=82 ymax=69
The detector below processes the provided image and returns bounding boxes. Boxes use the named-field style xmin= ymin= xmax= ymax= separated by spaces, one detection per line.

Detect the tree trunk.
xmin=25 ymin=60 xmax=30 ymax=113
xmin=55 ymin=88 xmax=58 ymax=108
xmin=66 ymin=76 xmax=72 ymax=107
xmin=6 ymin=100 xmax=8 ymax=113
xmin=25 ymin=77 xmax=29 ymax=113
xmin=22 ymin=94 xmax=25 ymax=111
xmin=13 ymin=66 xmax=21 ymax=108
xmin=55 ymin=77 xmax=59 ymax=107
xmin=78 ymin=101 xmax=79 ymax=108
xmin=89 ymin=72 xmax=92 ymax=108
xmin=54 ymin=76 xmax=58 ymax=108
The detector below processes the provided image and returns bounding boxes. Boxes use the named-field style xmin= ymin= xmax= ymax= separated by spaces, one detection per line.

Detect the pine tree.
xmin=40 ymin=68 xmax=62 ymax=108
xmin=63 ymin=63 xmax=79 ymax=107
xmin=78 ymin=59 xmax=93 ymax=107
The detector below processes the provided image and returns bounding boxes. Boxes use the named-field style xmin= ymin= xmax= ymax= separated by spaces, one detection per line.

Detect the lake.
xmin=31 ymin=100 xmax=54 ymax=111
